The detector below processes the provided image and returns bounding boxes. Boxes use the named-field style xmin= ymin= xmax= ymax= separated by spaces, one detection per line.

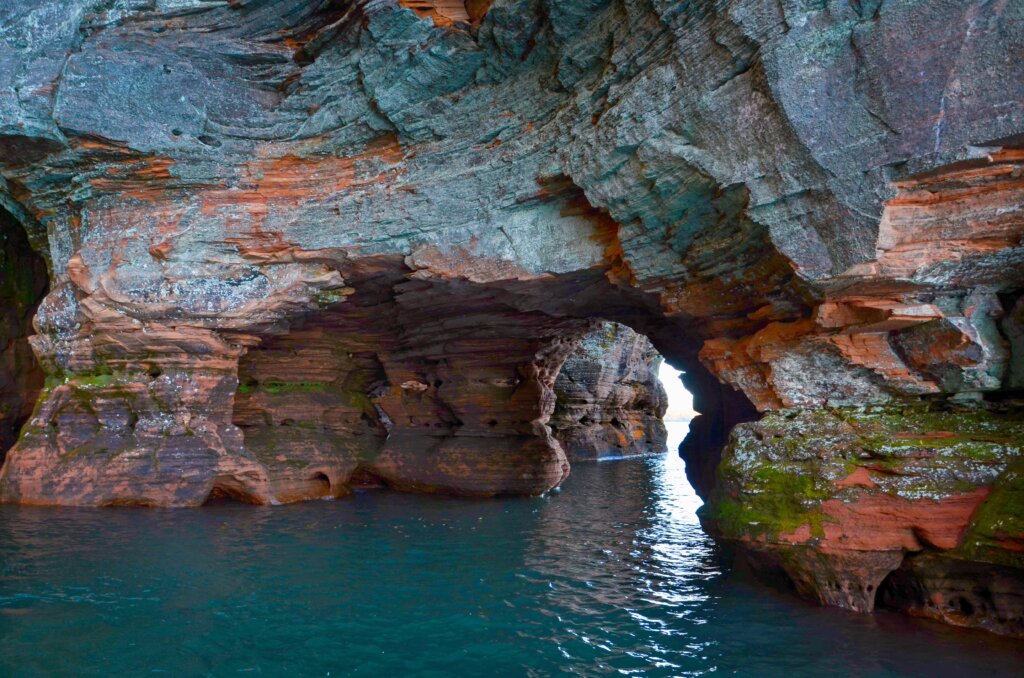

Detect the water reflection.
xmin=0 ymin=421 xmax=1021 ymax=676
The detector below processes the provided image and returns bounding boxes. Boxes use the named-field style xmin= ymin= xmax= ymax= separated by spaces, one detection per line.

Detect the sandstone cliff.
xmin=0 ymin=0 xmax=1021 ymax=635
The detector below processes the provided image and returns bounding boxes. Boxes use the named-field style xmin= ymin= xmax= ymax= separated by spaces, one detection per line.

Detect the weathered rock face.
xmin=0 ymin=0 xmax=1021 ymax=635
xmin=701 ymin=404 xmax=1024 ymax=635
xmin=550 ymin=322 xmax=667 ymax=461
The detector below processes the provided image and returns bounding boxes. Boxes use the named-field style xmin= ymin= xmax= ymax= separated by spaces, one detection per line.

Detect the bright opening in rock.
xmin=657 ymin=360 xmax=696 ymax=449
xmin=658 ymin=362 xmax=696 ymax=423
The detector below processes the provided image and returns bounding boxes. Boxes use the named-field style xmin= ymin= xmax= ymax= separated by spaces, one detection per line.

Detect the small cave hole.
xmin=874 ymin=559 xmax=923 ymax=613
xmin=203 ymin=480 xmax=262 ymax=506
xmin=348 ymin=467 xmax=389 ymax=491
xmin=310 ymin=472 xmax=331 ymax=492
xmin=487 ymin=419 xmax=498 ymax=427
xmin=197 ymin=134 xmax=222 ymax=148
xmin=147 ymin=366 xmax=163 ymax=379
xmin=952 ymin=597 xmax=975 ymax=616
xmin=171 ymin=128 xmax=183 ymax=137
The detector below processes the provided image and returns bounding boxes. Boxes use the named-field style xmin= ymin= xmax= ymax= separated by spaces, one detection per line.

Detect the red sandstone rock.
xmin=0 ymin=0 xmax=1022 ymax=637
xmin=704 ymin=405 xmax=1024 ymax=630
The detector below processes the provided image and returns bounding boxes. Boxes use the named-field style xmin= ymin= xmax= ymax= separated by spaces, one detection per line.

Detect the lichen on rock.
xmin=702 ymin=403 xmax=1024 ymax=631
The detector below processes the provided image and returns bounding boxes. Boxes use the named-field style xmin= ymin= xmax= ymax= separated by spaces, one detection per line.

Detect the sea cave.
xmin=0 ymin=0 xmax=1022 ymax=672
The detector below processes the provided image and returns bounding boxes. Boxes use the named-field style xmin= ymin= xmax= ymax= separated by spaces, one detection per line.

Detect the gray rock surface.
xmin=551 ymin=322 xmax=667 ymax=461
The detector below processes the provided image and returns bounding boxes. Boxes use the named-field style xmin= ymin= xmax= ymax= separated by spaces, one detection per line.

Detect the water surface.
xmin=1 ymin=423 xmax=1022 ymax=676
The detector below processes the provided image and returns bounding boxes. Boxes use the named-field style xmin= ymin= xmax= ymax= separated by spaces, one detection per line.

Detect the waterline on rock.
xmin=1 ymin=443 xmax=1020 ymax=675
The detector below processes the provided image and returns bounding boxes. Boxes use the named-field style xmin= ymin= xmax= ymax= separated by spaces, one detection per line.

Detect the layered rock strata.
xmin=0 ymin=0 xmax=1021 ymax=635
xmin=550 ymin=322 xmax=667 ymax=461
xmin=702 ymin=403 xmax=1024 ymax=636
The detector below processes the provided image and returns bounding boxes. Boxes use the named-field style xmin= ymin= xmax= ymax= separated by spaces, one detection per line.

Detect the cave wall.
xmin=0 ymin=207 xmax=48 ymax=462
xmin=550 ymin=321 xmax=667 ymax=461
xmin=0 ymin=0 xmax=1022 ymax=634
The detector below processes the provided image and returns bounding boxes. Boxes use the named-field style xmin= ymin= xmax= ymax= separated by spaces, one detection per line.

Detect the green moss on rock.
xmin=955 ymin=460 xmax=1024 ymax=568
xmin=703 ymin=402 xmax=1024 ymax=544
xmin=705 ymin=464 xmax=831 ymax=539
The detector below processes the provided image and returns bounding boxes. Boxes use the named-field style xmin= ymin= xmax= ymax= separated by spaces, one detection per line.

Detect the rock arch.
xmin=0 ymin=0 xmax=1021 ymax=634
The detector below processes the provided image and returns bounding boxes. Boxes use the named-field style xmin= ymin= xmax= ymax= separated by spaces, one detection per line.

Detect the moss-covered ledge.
xmin=700 ymin=401 xmax=1024 ymax=634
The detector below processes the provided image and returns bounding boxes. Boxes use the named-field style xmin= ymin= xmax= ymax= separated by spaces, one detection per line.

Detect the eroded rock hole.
xmin=348 ymin=467 xmax=388 ymax=490
xmin=0 ymin=206 xmax=49 ymax=464
xmin=549 ymin=321 xmax=698 ymax=463
xmin=872 ymin=554 xmax=1024 ymax=635
xmin=203 ymin=480 xmax=263 ymax=506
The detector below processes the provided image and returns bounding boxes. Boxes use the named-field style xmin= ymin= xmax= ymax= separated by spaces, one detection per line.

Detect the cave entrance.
xmin=203 ymin=477 xmax=266 ymax=506
xmin=222 ymin=262 xmax=758 ymax=503
xmin=549 ymin=322 xmax=697 ymax=464
xmin=0 ymin=206 xmax=48 ymax=465
xmin=548 ymin=314 xmax=758 ymax=500
xmin=546 ymin=322 xmax=706 ymax=514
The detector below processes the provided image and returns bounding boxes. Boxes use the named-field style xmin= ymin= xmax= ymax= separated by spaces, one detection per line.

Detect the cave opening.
xmin=201 ymin=245 xmax=763 ymax=505
xmin=650 ymin=359 xmax=706 ymax=506
xmin=224 ymin=288 xmax=735 ymax=504
xmin=204 ymin=243 xmax=770 ymax=506
xmin=658 ymin=362 xmax=696 ymax=425
xmin=203 ymin=478 xmax=265 ymax=506
xmin=310 ymin=472 xmax=332 ymax=493
xmin=0 ymin=205 xmax=49 ymax=466
xmin=549 ymin=321 xmax=680 ymax=463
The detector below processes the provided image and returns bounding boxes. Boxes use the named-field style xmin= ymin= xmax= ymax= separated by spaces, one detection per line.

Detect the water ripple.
xmin=0 ymin=423 xmax=1021 ymax=675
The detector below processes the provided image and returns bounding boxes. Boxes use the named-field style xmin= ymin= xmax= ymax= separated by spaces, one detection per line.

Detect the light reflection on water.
xmin=0 ymin=420 xmax=1021 ymax=676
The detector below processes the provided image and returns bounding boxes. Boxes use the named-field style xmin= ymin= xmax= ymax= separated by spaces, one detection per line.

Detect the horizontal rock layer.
xmin=551 ymin=322 xmax=667 ymax=461
xmin=0 ymin=0 xmax=1021 ymax=635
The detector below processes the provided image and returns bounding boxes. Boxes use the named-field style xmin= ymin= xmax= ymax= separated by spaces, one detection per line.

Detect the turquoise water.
xmin=1 ymin=423 xmax=1022 ymax=676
